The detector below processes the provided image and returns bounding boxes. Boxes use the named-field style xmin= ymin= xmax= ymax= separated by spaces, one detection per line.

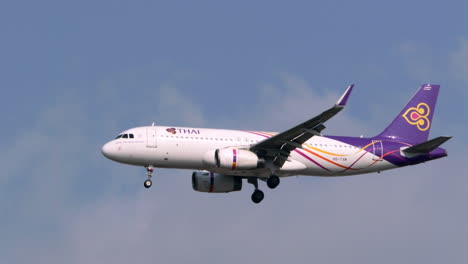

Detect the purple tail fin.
xmin=376 ymin=84 xmax=440 ymax=143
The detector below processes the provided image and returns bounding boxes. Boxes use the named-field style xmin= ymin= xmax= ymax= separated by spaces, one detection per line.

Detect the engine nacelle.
xmin=203 ymin=148 xmax=262 ymax=170
xmin=192 ymin=171 xmax=242 ymax=193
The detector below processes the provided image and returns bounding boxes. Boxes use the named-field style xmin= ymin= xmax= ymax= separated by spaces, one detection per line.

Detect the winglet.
xmin=336 ymin=84 xmax=354 ymax=106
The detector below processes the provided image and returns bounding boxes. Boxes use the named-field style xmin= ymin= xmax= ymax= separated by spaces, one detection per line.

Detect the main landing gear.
xmin=248 ymin=175 xmax=281 ymax=204
xmin=144 ymin=166 xmax=154 ymax=188
xmin=248 ymin=178 xmax=264 ymax=204
xmin=266 ymin=175 xmax=280 ymax=189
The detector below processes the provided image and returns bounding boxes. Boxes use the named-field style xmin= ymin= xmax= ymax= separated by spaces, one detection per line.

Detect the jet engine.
xmin=192 ymin=171 xmax=242 ymax=193
xmin=203 ymin=148 xmax=263 ymax=170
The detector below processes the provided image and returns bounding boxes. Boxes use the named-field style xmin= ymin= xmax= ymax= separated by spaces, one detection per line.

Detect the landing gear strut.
xmin=248 ymin=178 xmax=264 ymax=204
xmin=144 ymin=166 xmax=154 ymax=188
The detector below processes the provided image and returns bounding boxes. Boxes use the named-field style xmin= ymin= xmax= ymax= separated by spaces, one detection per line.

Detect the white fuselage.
xmin=101 ymin=126 xmax=396 ymax=178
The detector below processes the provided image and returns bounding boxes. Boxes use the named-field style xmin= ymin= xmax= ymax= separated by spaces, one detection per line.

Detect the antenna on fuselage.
xmin=151 ymin=122 xmax=155 ymax=126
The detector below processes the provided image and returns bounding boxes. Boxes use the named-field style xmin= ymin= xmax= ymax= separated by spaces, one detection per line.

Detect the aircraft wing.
xmin=249 ymin=84 xmax=354 ymax=168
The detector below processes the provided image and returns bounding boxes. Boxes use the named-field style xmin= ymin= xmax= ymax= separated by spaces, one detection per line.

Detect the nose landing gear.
xmin=144 ymin=166 xmax=154 ymax=188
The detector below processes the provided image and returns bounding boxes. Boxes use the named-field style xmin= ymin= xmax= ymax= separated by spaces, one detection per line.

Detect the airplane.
xmin=102 ymin=84 xmax=451 ymax=203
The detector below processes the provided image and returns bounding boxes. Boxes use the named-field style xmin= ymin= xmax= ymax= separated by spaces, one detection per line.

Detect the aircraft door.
xmin=146 ymin=127 xmax=157 ymax=148
xmin=372 ymin=140 xmax=383 ymax=161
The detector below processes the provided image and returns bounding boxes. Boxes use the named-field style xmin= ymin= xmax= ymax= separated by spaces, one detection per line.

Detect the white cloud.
xmin=1 ymin=71 xmax=466 ymax=264
xmin=236 ymin=72 xmax=368 ymax=136
xmin=0 ymin=73 xmax=209 ymax=263
xmin=396 ymin=37 xmax=468 ymax=103
xmin=156 ymin=82 xmax=206 ymax=127
xmin=14 ymin=161 xmax=465 ymax=264
xmin=91 ymin=66 xmax=206 ymax=129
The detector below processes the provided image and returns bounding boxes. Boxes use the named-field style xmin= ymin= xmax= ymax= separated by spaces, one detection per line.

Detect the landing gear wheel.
xmin=267 ymin=176 xmax=280 ymax=189
xmin=251 ymin=190 xmax=264 ymax=204
xmin=144 ymin=166 xmax=154 ymax=189
xmin=144 ymin=179 xmax=152 ymax=188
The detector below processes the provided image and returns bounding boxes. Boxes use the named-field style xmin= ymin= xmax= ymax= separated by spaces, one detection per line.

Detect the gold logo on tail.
xmin=402 ymin=103 xmax=431 ymax=131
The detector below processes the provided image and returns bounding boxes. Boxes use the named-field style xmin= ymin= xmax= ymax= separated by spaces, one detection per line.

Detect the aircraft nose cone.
xmin=101 ymin=142 xmax=113 ymax=159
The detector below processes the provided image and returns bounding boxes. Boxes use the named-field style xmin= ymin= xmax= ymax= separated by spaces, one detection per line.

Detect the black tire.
xmin=144 ymin=180 xmax=152 ymax=188
xmin=267 ymin=176 xmax=280 ymax=189
xmin=251 ymin=190 xmax=264 ymax=204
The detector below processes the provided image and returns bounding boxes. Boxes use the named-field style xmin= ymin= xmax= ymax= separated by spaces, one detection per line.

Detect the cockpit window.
xmin=115 ymin=133 xmax=133 ymax=139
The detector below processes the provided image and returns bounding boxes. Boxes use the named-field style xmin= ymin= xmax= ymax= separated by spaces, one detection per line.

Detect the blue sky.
xmin=1 ymin=1 xmax=467 ymax=263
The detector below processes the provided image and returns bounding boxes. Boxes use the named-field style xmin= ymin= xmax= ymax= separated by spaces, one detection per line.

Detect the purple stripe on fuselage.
xmin=328 ymin=135 xmax=430 ymax=167
xmin=244 ymin=131 xmax=333 ymax=172
xmin=328 ymin=135 xmax=403 ymax=166
xmin=342 ymin=151 xmax=368 ymax=171
xmin=243 ymin=131 xmax=441 ymax=168
xmin=295 ymin=149 xmax=332 ymax=172
xmin=244 ymin=131 xmax=270 ymax=138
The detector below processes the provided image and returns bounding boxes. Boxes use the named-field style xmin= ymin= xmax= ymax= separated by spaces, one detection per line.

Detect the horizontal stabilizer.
xmin=403 ymin=136 xmax=452 ymax=154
